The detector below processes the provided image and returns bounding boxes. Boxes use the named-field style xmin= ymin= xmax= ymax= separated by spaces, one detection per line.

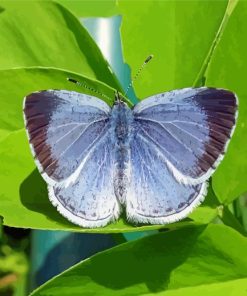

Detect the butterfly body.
xmin=110 ymin=93 xmax=134 ymax=203
xmin=23 ymin=87 xmax=238 ymax=228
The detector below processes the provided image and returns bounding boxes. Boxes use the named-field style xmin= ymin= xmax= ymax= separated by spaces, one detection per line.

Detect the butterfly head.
xmin=114 ymin=91 xmax=126 ymax=106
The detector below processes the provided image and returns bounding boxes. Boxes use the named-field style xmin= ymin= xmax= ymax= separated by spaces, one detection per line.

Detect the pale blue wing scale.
xmin=133 ymin=88 xmax=238 ymax=184
xmin=48 ymin=130 xmax=120 ymax=228
xmin=126 ymin=129 xmax=207 ymax=224
xmin=23 ymin=90 xmax=111 ymax=184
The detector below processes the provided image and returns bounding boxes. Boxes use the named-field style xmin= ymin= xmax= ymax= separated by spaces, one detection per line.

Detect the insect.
xmin=23 ymin=56 xmax=238 ymax=228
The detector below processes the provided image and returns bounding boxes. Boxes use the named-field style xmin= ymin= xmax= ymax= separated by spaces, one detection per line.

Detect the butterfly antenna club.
xmin=124 ymin=54 xmax=154 ymax=97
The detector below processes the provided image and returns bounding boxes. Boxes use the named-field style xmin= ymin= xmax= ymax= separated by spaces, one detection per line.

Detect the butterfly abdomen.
xmin=111 ymin=102 xmax=133 ymax=203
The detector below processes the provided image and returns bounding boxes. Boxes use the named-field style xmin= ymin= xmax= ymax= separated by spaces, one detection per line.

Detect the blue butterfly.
xmin=23 ymin=72 xmax=238 ymax=228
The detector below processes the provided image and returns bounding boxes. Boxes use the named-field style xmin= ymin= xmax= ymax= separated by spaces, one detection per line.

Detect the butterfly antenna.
xmin=124 ymin=54 xmax=154 ymax=97
xmin=67 ymin=78 xmax=112 ymax=101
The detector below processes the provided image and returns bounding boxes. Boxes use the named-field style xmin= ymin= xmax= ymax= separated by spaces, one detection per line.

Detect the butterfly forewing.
xmin=23 ymin=90 xmax=111 ymax=184
xmin=133 ymin=88 xmax=238 ymax=185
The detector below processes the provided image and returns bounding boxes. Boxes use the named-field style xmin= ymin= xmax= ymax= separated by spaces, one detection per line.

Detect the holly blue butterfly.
xmin=23 ymin=59 xmax=238 ymax=228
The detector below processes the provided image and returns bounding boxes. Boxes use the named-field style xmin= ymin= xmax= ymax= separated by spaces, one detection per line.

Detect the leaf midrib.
xmin=193 ymin=0 xmax=239 ymax=87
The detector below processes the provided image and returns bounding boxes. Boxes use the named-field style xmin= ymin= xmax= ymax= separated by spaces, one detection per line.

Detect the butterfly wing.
xmin=49 ymin=129 xmax=120 ymax=228
xmin=133 ymin=88 xmax=238 ymax=185
xmin=23 ymin=90 xmax=111 ymax=185
xmin=126 ymin=128 xmax=207 ymax=224
xmin=24 ymin=90 xmax=119 ymax=227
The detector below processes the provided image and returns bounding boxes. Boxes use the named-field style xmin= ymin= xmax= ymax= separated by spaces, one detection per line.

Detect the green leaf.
xmin=0 ymin=1 xmax=120 ymax=90
xmin=145 ymin=279 xmax=247 ymax=296
xmin=193 ymin=0 xmax=239 ymax=87
xmin=0 ymin=1 xmax=237 ymax=232
xmin=0 ymin=67 xmax=217 ymax=233
xmin=55 ymin=0 xmax=241 ymax=202
xmin=57 ymin=0 xmax=118 ymax=17
xmin=205 ymin=1 xmax=247 ymax=204
xmin=0 ymin=67 xmax=117 ymax=137
xmin=117 ymin=0 xmax=242 ymax=205
xmin=219 ymin=206 xmax=247 ymax=236
xmin=30 ymin=224 xmax=247 ymax=295
xmin=117 ymin=0 xmax=229 ymax=99
xmin=54 ymin=1 xmax=235 ymax=99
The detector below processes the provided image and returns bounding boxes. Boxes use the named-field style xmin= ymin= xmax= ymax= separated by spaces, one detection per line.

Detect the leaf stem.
xmin=219 ymin=206 xmax=247 ymax=236
xmin=193 ymin=0 xmax=239 ymax=87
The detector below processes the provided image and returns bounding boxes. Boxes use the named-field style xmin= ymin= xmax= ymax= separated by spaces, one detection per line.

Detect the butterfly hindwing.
xmin=125 ymin=124 xmax=207 ymax=224
xmin=49 ymin=130 xmax=120 ymax=228
xmin=23 ymin=90 xmax=111 ymax=185
xmin=133 ymin=88 xmax=238 ymax=185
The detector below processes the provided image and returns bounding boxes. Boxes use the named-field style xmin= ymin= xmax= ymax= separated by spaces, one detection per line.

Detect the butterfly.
xmin=23 ymin=80 xmax=238 ymax=228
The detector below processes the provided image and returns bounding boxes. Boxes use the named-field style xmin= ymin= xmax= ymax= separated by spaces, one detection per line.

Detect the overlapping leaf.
xmin=0 ymin=1 xmax=120 ymax=90
xmin=30 ymin=224 xmax=247 ymax=295
xmin=205 ymin=1 xmax=247 ymax=204
xmin=60 ymin=0 xmax=229 ymax=99
xmin=58 ymin=0 xmax=245 ymax=205
xmin=0 ymin=2 xmax=225 ymax=232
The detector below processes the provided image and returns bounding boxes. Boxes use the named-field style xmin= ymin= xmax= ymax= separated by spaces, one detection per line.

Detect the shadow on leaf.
xmin=19 ymin=169 xmax=75 ymax=227
xmin=71 ymin=225 xmax=207 ymax=293
xmin=19 ymin=169 xmax=131 ymax=230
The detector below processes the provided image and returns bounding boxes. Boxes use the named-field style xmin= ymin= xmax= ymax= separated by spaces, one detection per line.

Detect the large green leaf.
xmin=0 ymin=1 xmax=120 ymax=90
xmin=0 ymin=67 xmax=217 ymax=233
xmin=57 ymin=0 xmax=242 ymax=201
xmin=0 ymin=1 xmax=241 ymax=231
xmin=205 ymin=1 xmax=247 ymax=204
xmin=30 ymin=224 xmax=247 ymax=295
xmin=145 ymin=279 xmax=247 ymax=296
xmin=57 ymin=1 xmax=233 ymax=98
xmin=57 ymin=1 xmax=242 ymax=203
xmin=58 ymin=0 xmax=117 ymax=17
